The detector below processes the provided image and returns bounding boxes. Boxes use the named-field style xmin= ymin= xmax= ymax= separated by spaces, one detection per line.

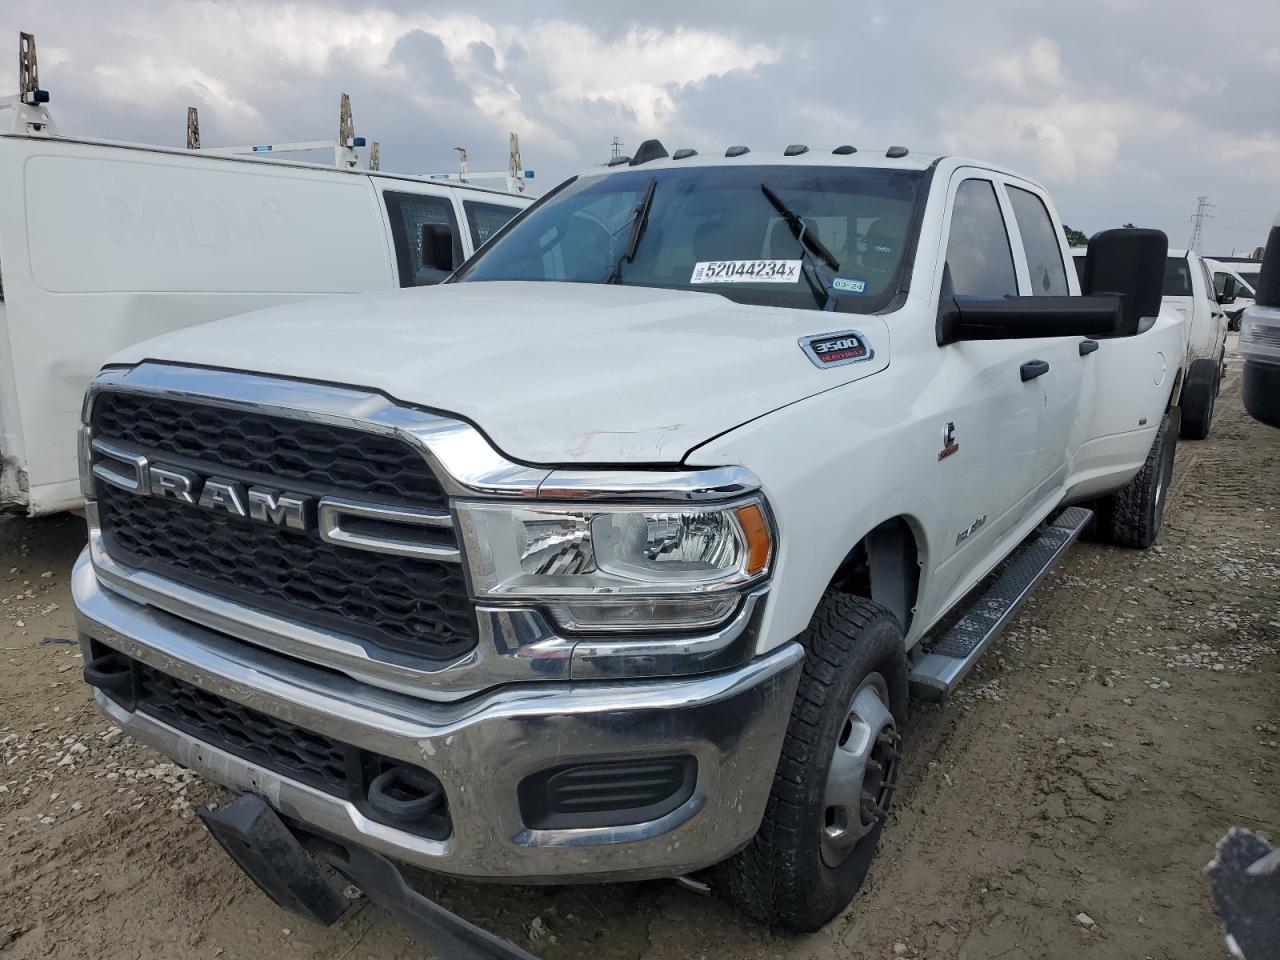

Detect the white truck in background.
xmin=74 ymin=140 xmax=1187 ymax=949
xmin=0 ymin=37 xmax=530 ymax=517
xmin=1208 ymin=258 xmax=1261 ymax=331
xmin=1073 ymin=244 xmax=1227 ymax=438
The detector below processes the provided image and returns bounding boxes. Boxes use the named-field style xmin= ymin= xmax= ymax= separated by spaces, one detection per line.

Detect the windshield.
xmin=453 ymin=165 xmax=926 ymax=313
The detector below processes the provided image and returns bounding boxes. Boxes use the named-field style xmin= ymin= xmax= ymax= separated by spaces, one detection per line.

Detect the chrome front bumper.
xmin=73 ymin=549 xmax=804 ymax=883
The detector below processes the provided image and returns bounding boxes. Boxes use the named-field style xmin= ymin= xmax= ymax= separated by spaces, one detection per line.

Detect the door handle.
xmin=1020 ymin=359 xmax=1050 ymax=382
xmin=1079 ymin=339 xmax=1099 ymax=356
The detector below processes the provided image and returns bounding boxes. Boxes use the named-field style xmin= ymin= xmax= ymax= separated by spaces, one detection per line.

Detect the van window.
xmin=1007 ymin=186 xmax=1068 ymax=295
xmin=383 ymin=191 xmax=463 ymax=287
xmin=1163 ymin=257 xmax=1193 ymax=297
xmin=944 ymin=179 xmax=1017 ymax=297
xmin=465 ymin=200 xmax=521 ymax=250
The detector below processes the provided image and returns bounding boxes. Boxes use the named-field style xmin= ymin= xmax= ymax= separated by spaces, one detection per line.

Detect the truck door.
xmin=932 ymin=175 xmax=1043 ymax=568
xmin=1001 ymin=181 xmax=1084 ymax=509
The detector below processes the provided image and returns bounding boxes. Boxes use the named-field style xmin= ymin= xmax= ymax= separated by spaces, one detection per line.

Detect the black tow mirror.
xmin=1219 ymin=276 xmax=1238 ymax=305
xmin=938 ymin=294 xmax=1122 ymax=344
xmin=420 ymin=223 xmax=456 ymax=274
xmin=1079 ymin=228 xmax=1168 ymax=334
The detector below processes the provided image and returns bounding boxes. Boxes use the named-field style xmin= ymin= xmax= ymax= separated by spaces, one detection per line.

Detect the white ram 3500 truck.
xmin=73 ymin=142 xmax=1185 ymax=941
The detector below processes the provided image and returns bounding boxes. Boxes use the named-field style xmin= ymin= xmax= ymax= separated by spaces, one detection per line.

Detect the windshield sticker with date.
xmin=691 ymin=260 xmax=802 ymax=284
xmin=831 ymin=277 xmax=868 ymax=293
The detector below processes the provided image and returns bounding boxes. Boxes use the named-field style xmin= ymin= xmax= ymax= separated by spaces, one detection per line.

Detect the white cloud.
xmin=978 ymin=36 xmax=1066 ymax=95
xmin=942 ymin=97 xmax=1185 ymax=183
xmin=523 ymin=21 xmax=779 ymax=127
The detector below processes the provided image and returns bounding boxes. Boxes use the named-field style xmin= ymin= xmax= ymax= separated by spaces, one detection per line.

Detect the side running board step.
xmin=908 ymin=506 xmax=1093 ymax=702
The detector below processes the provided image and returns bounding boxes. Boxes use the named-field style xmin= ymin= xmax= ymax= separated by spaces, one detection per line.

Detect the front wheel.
xmin=718 ymin=593 xmax=907 ymax=932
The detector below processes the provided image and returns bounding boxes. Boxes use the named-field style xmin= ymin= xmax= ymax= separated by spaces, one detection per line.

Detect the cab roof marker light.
xmin=783 ymin=144 xmax=809 ymax=156
xmin=725 ymin=145 xmax=750 ymax=158
xmin=886 ymin=146 xmax=910 ymax=159
xmin=832 ymin=145 xmax=857 ymax=155
xmin=630 ymin=139 xmax=669 ymax=165
xmin=672 ymin=148 xmax=698 ymax=160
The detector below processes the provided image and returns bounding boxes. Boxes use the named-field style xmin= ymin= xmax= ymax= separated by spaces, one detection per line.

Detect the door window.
xmin=1163 ymin=258 xmax=1194 ymax=296
xmin=383 ymin=191 xmax=463 ymax=287
xmin=1008 ymin=186 xmax=1069 ymax=295
xmin=465 ymin=200 xmax=522 ymax=250
xmin=944 ymin=179 xmax=1018 ymax=297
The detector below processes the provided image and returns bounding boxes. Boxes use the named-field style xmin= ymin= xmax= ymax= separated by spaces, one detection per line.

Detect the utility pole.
xmin=454 ymin=146 xmax=468 ymax=183
xmin=611 ymin=136 xmax=622 ymax=160
xmin=1188 ymin=196 xmax=1213 ymax=254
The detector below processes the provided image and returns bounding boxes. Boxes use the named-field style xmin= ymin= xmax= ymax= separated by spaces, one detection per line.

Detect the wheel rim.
xmin=820 ymin=672 xmax=901 ymax=868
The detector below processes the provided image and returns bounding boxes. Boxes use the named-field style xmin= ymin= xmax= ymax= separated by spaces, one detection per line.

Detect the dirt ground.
xmin=2 ymin=351 xmax=1277 ymax=960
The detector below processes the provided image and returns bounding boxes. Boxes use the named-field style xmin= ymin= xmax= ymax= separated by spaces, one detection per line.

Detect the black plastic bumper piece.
xmin=198 ymin=793 xmax=351 ymax=925
xmin=1243 ymin=361 xmax=1280 ymax=429
xmin=199 ymin=794 xmax=539 ymax=960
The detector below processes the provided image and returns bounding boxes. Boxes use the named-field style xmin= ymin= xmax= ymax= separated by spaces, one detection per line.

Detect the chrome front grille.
xmin=89 ymin=390 xmax=478 ymax=663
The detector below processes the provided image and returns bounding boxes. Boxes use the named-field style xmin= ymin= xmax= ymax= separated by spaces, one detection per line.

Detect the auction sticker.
xmin=691 ymin=260 xmax=801 ymax=284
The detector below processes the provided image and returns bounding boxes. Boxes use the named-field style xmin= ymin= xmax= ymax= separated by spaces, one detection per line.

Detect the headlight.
xmin=455 ymin=498 xmax=773 ymax=632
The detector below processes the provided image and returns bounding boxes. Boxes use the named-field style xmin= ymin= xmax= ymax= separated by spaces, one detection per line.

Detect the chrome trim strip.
xmin=75 ymin=555 xmax=804 ymax=881
xmin=569 ymin=586 xmax=769 ymax=680
xmin=537 ymin=465 xmax=760 ymax=502
xmin=90 ymin=437 xmax=149 ymax=493
xmin=317 ymin=497 xmax=459 ymax=563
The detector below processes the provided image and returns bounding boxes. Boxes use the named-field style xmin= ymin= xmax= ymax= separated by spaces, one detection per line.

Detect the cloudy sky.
xmin=4 ymin=0 xmax=1278 ymax=256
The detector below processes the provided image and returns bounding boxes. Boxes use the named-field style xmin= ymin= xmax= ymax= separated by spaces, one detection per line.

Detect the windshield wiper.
xmin=606 ymin=180 xmax=657 ymax=284
xmin=760 ymin=183 xmax=841 ymax=310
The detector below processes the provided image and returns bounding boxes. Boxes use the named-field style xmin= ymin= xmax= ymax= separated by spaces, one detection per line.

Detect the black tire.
xmin=1180 ymin=358 xmax=1218 ymax=440
xmin=718 ymin=593 xmax=908 ymax=932
xmin=1098 ymin=409 xmax=1177 ymax=548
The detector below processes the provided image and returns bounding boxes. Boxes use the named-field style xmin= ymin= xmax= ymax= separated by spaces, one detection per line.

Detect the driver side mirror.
xmin=419 ymin=223 xmax=456 ymax=281
xmin=1219 ymin=276 xmax=1238 ymax=305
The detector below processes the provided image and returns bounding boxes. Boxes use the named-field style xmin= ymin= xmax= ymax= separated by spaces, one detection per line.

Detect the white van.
xmin=1072 ymin=245 xmax=1227 ymax=438
xmin=1207 ymin=259 xmax=1261 ymax=330
xmin=0 ymin=118 xmax=530 ymax=516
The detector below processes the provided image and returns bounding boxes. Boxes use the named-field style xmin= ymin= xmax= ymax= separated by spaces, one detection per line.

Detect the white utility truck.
xmin=73 ymin=140 xmax=1184 ymax=950
xmin=1208 ymin=258 xmax=1261 ymax=331
xmin=0 ymin=35 xmax=529 ymax=517
xmin=1074 ymin=244 xmax=1226 ymax=438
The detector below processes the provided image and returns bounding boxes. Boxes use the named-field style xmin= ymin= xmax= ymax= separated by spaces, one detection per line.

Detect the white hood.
xmin=110 ymin=281 xmax=890 ymax=465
